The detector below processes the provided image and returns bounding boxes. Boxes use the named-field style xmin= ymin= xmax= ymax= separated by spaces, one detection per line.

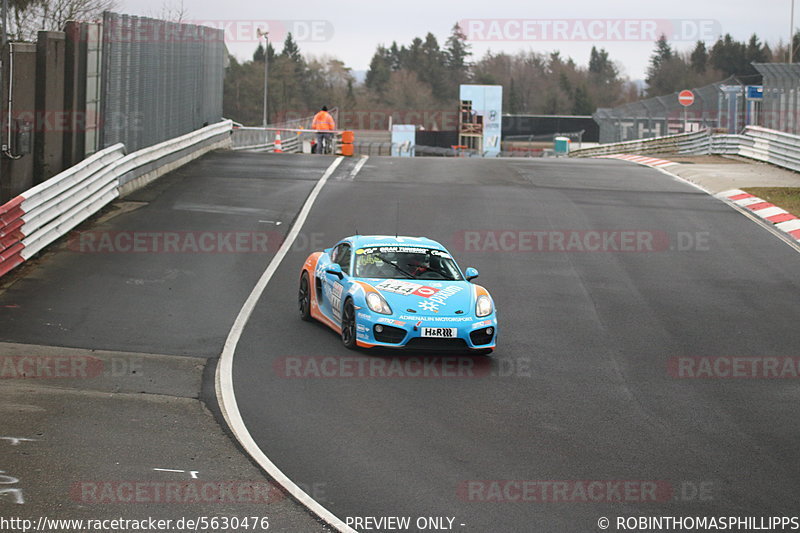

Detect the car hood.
xmin=360 ymin=278 xmax=476 ymax=316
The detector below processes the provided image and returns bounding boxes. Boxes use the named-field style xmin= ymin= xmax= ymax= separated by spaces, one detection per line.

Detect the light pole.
xmin=257 ymin=28 xmax=269 ymax=127
xmin=790 ymin=0 xmax=796 ymax=63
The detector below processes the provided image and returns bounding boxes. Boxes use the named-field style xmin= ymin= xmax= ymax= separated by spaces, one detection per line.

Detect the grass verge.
xmin=743 ymin=188 xmax=800 ymax=218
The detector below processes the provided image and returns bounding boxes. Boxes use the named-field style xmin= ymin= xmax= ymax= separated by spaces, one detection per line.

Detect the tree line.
xmin=644 ymin=33 xmax=796 ymax=96
xmin=220 ymin=26 xmax=800 ymax=126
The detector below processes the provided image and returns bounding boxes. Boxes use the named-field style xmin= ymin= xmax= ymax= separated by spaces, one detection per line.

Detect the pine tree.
xmin=646 ymin=35 xmax=673 ymax=80
xmin=281 ymin=33 xmax=303 ymax=64
xmin=710 ymin=34 xmax=747 ymax=77
xmin=572 ymin=85 xmax=593 ymax=115
xmin=388 ymin=42 xmax=403 ymax=70
xmin=690 ymin=41 xmax=707 ymax=73
xmin=420 ymin=32 xmax=447 ymax=100
xmin=253 ymin=43 xmax=265 ymax=63
xmin=365 ymin=46 xmax=392 ymax=94
xmin=445 ymin=23 xmax=471 ymax=76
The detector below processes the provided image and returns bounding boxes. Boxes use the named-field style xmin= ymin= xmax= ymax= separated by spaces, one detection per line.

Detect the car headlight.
xmin=476 ymin=295 xmax=493 ymax=317
xmin=366 ymin=292 xmax=392 ymax=315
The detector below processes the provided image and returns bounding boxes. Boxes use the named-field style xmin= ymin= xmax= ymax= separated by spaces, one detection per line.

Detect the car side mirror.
xmin=326 ymin=263 xmax=344 ymax=279
xmin=465 ymin=267 xmax=479 ymax=281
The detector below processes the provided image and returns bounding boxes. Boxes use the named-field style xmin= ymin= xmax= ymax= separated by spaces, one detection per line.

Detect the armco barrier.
xmin=116 ymin=120 xmax=232 ymax=196
xmin=569 ymin=130 xmax=712 ymax=158
xmin=571 ymin=126 xmax=800 ymax=174
xmin=0 ymin=120 xmax=233 ymax=279
xmin=737 ymin=126 xmax=800 ymax=173
xmin=231 ymin=127 xmax=346 ymax=155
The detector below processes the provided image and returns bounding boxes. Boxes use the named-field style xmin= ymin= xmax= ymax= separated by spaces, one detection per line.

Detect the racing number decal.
xmin=375 ymin=280 xmax=440 ymax=298
xmin=330 ymin=282 xmax=344 ymax=322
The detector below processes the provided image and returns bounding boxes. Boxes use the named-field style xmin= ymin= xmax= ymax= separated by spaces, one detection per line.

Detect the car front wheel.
xmin=299 ymin=272 xmax=312 ymax=321
xmin=341 ymin=299 xmax=357 ymax=349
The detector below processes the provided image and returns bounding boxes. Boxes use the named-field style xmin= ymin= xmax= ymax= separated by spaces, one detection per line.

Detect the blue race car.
xmin=298 ymin=235 xmax=497 ymax=354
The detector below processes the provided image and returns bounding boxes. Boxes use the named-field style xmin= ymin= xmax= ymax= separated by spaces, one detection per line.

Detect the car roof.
xmin=345 ymin=235 xmax=448 ymax=251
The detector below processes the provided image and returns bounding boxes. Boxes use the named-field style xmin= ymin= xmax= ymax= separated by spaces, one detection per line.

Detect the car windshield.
xmin=354 ymin=246 xmax=463 ymax=281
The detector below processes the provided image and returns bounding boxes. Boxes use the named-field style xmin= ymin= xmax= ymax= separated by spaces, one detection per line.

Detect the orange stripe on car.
xmin=473 ymin=284 xmax=490 ymax=299
xmin=353 ymin=280 xmax=377 ymax=294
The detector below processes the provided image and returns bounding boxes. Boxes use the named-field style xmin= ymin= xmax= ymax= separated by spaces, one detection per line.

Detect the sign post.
xmin=678 ymin=90 xmax=694 ymax=133
xmin=745 ymin=85 xmax=763 ymax=126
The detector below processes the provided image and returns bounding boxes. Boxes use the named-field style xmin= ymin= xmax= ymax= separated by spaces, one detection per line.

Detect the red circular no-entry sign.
xmin=678 ymin=90 xmax=695 ymax=107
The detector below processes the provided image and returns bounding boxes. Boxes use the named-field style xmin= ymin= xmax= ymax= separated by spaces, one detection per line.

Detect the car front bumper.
xmin=354 ymin=309 xmax=498 ymax=351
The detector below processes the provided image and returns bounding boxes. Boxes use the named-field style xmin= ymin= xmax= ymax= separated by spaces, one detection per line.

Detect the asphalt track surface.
xmin=2 ymin=152 xmax=800 ymax=532
xmin=0 ymin=153 xmax=338 ymax=356
xmin=231 ymin=156 xmax=800 ymax=531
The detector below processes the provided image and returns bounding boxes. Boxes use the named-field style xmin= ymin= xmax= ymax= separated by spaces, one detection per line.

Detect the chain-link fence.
xmin=593 ymin=77 xmax=745 ymax=144
xmin=100 ymin=12 xmax=225 ymax=153
xmin=753 ymin=63 xmax=800 ymax=136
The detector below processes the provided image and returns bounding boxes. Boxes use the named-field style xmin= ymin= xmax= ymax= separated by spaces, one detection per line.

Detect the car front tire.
xmin=299 ymin=272 xmax=312 ymax=322
xmin=341 ymin=299 xmax=357 ymax=350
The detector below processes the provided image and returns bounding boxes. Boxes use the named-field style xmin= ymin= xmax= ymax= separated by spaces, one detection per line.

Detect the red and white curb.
xmin=0 ymin=196 xmax=26 ymax=278
xmin=599 ymin=153 xmax=677 ymax=168
xmin=598 ymin=153 xmax=800 ymax=247
xmin=718 ymin=189 xmax=800 ymax=242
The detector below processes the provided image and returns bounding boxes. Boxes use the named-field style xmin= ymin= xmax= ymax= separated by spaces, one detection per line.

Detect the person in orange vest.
xmin=312 ymin=106 xmax=336 ymax=154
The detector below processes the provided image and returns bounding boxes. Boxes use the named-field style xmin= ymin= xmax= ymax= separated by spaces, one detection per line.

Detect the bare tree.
xmin=146 ymin=0 xmax=188 ymax=23
xmin=8 ymin=0 xmax=117 ymax=41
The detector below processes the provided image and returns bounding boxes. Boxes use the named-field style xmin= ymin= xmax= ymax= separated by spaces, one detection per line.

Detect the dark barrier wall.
xmin=100 ymin=12 xmax=225 ymax=153
xmin=416 ymin=130 xmax=459 ymax=148
xmin=412 ymin=115 xmax=600 ymax=149
xmin=35 ymin=31 xmax=67 ymax=182
xmin=0 ymin=43 xmax=37 ymax=201
xmin=63 ymin=22 xmax=88 ymax=167
xmin=502 ymin=115 xmax=600 ymax=142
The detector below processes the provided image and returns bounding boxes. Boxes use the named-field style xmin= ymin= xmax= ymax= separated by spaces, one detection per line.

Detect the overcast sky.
xmin=119 ymin=0 xmax=796 ymax=81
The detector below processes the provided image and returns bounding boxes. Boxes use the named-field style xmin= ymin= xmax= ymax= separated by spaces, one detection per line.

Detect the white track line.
xmin=349 ymin=155 xmax=369 ymax=180
xmin=215 ymin=156 xmax=356 ymax=533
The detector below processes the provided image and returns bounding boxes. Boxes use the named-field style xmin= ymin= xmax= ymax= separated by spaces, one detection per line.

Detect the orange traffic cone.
xmin=274 ymin=131 xmax=283 ymax=153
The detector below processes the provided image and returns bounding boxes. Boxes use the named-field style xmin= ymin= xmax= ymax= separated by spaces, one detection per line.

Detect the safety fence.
xmin=231 ymin=109 xmax=340 ymax=153
xmin=570 ymin=126 xmax=800 ymax=174
xmin=100 ymin=12 xmax=225 ymax=153
xmin=232 ymin=127 xmax=346 ymax=155
xmin=0 ymin=121 xmax=232 ymax=278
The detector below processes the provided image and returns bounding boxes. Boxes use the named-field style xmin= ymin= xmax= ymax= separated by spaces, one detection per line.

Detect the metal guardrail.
xmin=232 ymin=127 xmax=342 ymax=154
xmin=570 ymin=130 xmax=712 ymax=157
xmin=739 ymin=126 xmax=800 ymax=173
xmin=0 ymin=121 xmax=233 ymax=278
xmin=232 ymin=108 xmax=341 ymax=153
xmin=571 ymin=126 xmax=800 ymax=175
